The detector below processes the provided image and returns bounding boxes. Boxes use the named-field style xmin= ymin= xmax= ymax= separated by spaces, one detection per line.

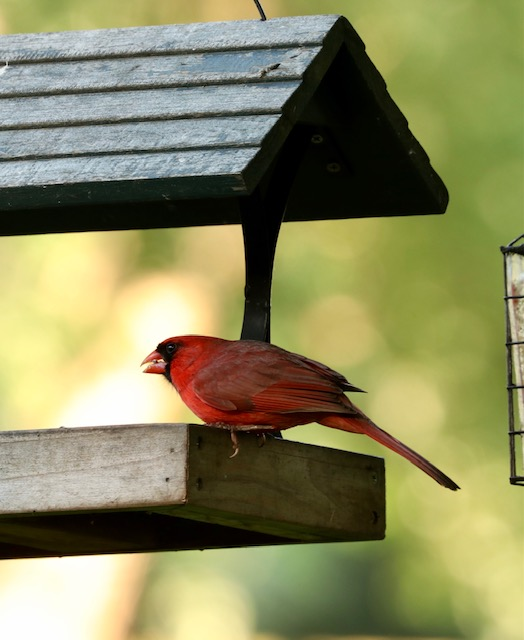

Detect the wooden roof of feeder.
xmin=0 ymin=14 xmax=448 ymax=235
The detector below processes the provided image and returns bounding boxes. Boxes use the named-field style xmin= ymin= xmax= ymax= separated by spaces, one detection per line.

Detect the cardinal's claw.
xmin=229 ymin=429 xmax=239 ymax=458
xmin=256 ymin=433 xmax=267 ymax=448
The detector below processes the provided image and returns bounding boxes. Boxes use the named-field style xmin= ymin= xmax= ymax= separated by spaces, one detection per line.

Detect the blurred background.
xmin=0 ymin=1 xmax=522 ymax=639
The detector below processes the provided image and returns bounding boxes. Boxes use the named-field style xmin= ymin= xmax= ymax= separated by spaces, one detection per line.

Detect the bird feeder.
xmin=0 ymin=14 xmax=448 ymax=558
xmin=501 ymin=234 xmax=524 ymax=485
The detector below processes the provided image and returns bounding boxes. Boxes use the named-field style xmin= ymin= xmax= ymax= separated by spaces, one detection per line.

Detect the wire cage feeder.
xmin=502 ymin=234 xmax=524 ymax=485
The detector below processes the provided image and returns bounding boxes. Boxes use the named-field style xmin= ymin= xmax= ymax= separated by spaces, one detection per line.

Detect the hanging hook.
xmin=252 ymin=0 xmax=267 ymax=21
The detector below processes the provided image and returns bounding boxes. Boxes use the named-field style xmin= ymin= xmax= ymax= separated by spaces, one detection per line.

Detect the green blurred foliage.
xmin=0 ymin=1 xmax=522 ymax=639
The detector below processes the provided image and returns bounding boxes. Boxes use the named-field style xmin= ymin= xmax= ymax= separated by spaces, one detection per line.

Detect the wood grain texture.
xmin=0 ymin=424 xmax=189 ymax=514
xmin=0 ymin=423 xmax=385 ymax=557
xmin=0 ymin=82 xmax=299 ymax=129
xmin=0 ymin=48 xmax=318 ymax=97
xmin=0 ymin=148 xmax=259 ymax=190
xmin=0 ymin=16 xmax=340 ymax=61
xmin=178 ymin=426 xmax=385 ymax=542
xmin=0 ymin=115 xmax=281 ymax=160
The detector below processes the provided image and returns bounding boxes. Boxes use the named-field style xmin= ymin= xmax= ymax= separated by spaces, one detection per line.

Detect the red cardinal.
xmin=142 ymin=335 xmax=459 ymax=490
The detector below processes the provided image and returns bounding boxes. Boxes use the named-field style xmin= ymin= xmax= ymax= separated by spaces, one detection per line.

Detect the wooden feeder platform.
xmin=0 ymin=424 xmax=385 ymax=559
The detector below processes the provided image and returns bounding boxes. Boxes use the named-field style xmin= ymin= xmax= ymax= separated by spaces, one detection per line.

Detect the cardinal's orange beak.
xmin=141 ymin=350 xmax=167 ymax=374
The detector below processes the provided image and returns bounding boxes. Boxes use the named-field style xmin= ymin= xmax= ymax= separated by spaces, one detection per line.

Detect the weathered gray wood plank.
xmin=0 ymin=424 xmax=189 ymax=514
xmin=0 ymin=115 xmax=281 ymax=160
xmin=0 ymin=47 xmax=318 ymax=97
xmin=0 ymin=147 xmax=258 ymax=190
xmin=0 ymin=16 xmax=342 ymax=61
xmin=0 ymin=81 xmax=299 ymax=129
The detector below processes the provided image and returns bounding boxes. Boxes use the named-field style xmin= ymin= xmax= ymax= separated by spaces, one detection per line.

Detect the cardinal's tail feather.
xmin=320 ymin=414 xmax=460 ymax=491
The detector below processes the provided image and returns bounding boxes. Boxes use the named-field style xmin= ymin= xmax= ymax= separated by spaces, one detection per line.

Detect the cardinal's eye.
xmin=165 ymin=343 xmax=177 ymax=357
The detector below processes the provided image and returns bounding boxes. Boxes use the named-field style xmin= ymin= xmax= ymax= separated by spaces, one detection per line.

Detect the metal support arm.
xmin=239 ymin=125 xmax=319 ymax=343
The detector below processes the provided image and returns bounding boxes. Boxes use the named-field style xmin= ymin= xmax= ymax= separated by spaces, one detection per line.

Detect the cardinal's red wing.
xmin=252 ymin=380 xmax=354 ymax=413
xmin=190 ymin=345 xmax=356 ymax=414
